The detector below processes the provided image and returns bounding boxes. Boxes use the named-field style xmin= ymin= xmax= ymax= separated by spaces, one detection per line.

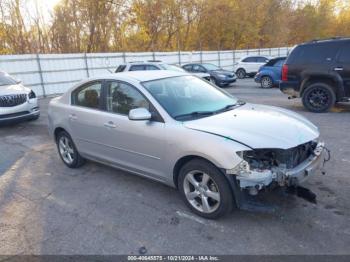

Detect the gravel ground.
xmin=0 ymin=79 xmax=349 ymax=255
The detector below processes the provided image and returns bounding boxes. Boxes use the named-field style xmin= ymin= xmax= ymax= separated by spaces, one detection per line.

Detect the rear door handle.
xmin=104 ymin=121 xmax=117 ymax=129
xmin=69 ymin=114 xmax=77 ymax=121
xmin=334 ymin=67 xmax=343 ymax=71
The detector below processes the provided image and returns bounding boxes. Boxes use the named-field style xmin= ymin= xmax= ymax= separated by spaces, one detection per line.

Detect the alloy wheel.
xmin=308 ymin=88 xmax=330 ymax=110
xmin=183 ymin=170 xmax=220 ymax=213
xmin=58 ymin=136 xmax=75 ymax=165
xmin=261 ymin=76 xmax=272 ymax=88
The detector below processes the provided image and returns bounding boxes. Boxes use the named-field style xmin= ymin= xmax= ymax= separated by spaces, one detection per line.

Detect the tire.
xmin=178 ymin=159 xmax=234 ymax=219
xmin=210 ymin=77 xmax=217 ymax=86
xmin=236 ymin=68 xmax=246 ymax=79
xmin=260 ymin=76 xmax=273 ymax=88
xmin=302 ymin=83 xmax=336 ymax=113
xmin=56 ymin=130 xmax=85 ymax=168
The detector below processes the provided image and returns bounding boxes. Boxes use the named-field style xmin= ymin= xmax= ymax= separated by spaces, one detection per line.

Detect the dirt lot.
xmin=0 ymin=79 xmax=349 ymax=255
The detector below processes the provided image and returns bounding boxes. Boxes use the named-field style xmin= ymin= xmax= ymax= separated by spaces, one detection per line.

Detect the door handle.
xmin=69 ymin=114 xmax=77 ymax=121
xmin=334 ymin=67 xmax=343 ymax=71
xmin=104 ymin=121 xmax=117 ymax=129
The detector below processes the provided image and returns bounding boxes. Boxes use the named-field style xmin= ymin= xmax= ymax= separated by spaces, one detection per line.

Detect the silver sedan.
xmin=48 ymin=71 xmax=325 ymax=218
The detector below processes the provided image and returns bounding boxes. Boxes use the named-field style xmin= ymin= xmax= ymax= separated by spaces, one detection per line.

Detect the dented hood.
xmin=184 ymin=103 xmax=319 ymax=149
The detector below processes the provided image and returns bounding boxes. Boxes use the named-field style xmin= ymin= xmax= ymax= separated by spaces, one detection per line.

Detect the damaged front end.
xmin=227 ymin=141 xmax=327 ymax=195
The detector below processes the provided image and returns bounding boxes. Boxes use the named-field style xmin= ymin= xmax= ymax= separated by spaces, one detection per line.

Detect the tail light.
xmin=282 ymin=64 xmax=288 ymax=81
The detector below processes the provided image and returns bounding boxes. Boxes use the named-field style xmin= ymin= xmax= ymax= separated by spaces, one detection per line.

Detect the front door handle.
xmin=334 ymin=67 xmax=343 ymax=71
xmin=69 ymin=114 xmax=77 ymax=121
xmin=104 ymin=121 xmax=117 ymax=129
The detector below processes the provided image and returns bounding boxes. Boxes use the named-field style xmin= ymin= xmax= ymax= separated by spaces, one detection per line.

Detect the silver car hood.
xmin=0 ymin=84 xmax=30 ymax=96
xmin=184 ymin=103 xmax=319 ymax=149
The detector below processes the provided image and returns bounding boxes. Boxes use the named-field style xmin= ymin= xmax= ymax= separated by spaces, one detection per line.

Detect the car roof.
xmin=85 ymin=70 xmax=189 ymax=82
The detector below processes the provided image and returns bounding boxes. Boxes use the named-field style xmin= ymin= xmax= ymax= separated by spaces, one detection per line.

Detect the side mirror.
xmin=128 ymin=108 xmax=152 ymax=121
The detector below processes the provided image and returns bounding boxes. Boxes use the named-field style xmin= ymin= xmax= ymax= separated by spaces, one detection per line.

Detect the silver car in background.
xmin=0 ymin=71 xmax=40 ymax=124
xmin=48 ymin=71 xmax=326 ymax=219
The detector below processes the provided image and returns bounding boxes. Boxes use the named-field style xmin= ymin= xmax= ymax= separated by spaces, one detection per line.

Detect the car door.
xmin=335 ymin=43 xmax=350 ymax=96
xmin=68 ymin=80 xmax=110 ymax=160
xmin=98 ymin=80 xmax=167 ymax=180
xmin=241 ymin=57 xmax=255 ymax=73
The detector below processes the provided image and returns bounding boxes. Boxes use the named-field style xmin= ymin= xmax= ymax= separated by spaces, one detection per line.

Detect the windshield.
xmin=202 ymin=63 xmax=220 ymax=71
xmin=0 ymin=74 xmax=17 ymax=86
xmin=159 ymin=64 xmax=185 ymax=72
xmin=143 ymin=75 xmax=239 ymax=121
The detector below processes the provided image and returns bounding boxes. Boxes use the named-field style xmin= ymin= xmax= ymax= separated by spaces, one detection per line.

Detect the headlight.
xmin=28 ymin=90 xmax=36 ymax=99
xmin=226 ymin=159 xmax=250 ymax=175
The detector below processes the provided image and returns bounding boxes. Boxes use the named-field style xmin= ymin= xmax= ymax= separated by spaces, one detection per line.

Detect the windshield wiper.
xmin=174 ymin=111 xmax=215 ymax=120
xmin=214 ymin=100 xmax=246 ymax=113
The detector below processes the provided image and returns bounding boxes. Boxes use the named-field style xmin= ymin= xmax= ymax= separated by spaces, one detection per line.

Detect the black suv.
xmin=280 ymin=37 xmax=350 ymax=112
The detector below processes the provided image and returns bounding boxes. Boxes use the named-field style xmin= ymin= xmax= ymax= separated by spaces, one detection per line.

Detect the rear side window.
xmin=242 ymin=57 xmax=256 ymax=63
xmin=289 ymin=43 xmax=339 ymax=64
xmin=274 ymin=59 xmax=285 ymax=67
xmin=256 ymin=57 xmax=269 ymax=63
xmin=72 ymin=81 xmax=102 ymax=109
xmin=115 ymin=64 xmax=126 ymax=72
xmin=338 ymin=46 xmax=350 ymax=63
xmin=129 ymin=65 xmax=145 ymax=71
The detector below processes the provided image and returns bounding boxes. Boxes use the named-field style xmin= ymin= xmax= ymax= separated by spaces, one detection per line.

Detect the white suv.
xmin=0 ymin=71 xmax=40 ymax=124
xmin=234 ymin=56 xmax=271 ymax=79
xmin=116 ymin=61 xmax=211 ymax=81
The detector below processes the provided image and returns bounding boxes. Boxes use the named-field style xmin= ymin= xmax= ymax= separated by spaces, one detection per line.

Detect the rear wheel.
xmin=302 ymin=83 xmax=336 ymax=113
xmin=236 ymin=69 xmax=246 ymax=79
xmin=178 ymin=159 xmax=234 ymax=219
xmin=260 ymin=76 xmax=273 ymax=88
xmin=56 ymin=130 xmax=85 ymax=168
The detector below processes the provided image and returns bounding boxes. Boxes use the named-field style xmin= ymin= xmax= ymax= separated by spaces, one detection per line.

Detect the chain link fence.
xmin=0 ymin=47 xmax=291 ymax=97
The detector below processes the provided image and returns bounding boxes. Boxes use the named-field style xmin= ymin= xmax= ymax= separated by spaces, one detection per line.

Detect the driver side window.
xmin=106 ymin=81 xmax=149 ymax=115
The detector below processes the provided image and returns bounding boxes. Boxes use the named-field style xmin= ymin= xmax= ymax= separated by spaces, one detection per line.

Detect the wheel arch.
xmin=54 ymin=127 xmax=68 ymax=142
xmin=300 ymin=75 xmax=343 ymax=100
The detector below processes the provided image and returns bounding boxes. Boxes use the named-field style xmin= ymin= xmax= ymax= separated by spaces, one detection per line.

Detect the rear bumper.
xmin=279 ymin=81 xmax=300 ymax=97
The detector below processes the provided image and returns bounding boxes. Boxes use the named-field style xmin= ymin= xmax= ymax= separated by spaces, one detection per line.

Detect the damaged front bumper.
xmin=228 ymin=142 xmax=326 ymax=191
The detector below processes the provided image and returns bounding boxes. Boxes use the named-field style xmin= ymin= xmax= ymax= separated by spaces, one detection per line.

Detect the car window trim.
xmin=103 ymin=79 xmax=165 ymax=123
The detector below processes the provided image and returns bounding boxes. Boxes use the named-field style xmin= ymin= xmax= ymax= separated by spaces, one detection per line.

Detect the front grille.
xmin=243 ymin=141 xmax=317 ymax=170
xmin=0 ymin=94 xmax=27 ymax=107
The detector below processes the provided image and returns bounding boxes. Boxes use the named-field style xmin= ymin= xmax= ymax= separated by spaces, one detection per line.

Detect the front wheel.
xmin=56 ymin=130 xmax=85 ymax=168
xmin=236 ymin=69 xmax=246 ymax=79
xmin=260 ymin=76 xmax=273 ymax=88
xmin=210 ymin=77 xmax=217 ymax=86
xmin=302 ymin=83 xmax=336 ymax=113
xmin=178 ymin=159 xmax=234 ymax=219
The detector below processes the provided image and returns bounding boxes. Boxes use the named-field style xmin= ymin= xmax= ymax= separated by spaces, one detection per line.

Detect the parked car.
xmin=254 ymin=57 xmax=286 ymax=88
xmin=182 ymin=63 xmax=237 ymax=87
xmin=48 ymin=71 xmax=326 ymax=219
xmin=115 ymin=61 xmax=211 ymax=81
xmin=280 ymin=37 xmax=350 ymax=112
xmin=0 ymin=71 xmax=40 ymax=124
xmin=234 ymin=56 xmax=271 ymax=79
